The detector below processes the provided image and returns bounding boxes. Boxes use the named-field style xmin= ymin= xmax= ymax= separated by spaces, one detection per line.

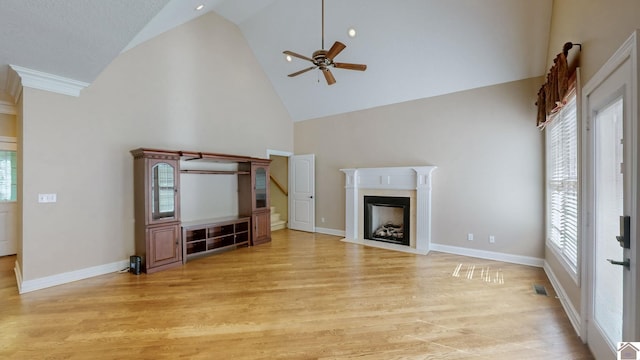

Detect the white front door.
xmin=584 ymin=31 xmax=639 ymax=359
xmin=288 ymin=154 xmax=315 ymax=232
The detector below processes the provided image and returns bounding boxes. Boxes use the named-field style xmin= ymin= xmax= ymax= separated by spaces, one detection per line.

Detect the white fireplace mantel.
xmin=340 ymin=166 xmax=436 ymax=254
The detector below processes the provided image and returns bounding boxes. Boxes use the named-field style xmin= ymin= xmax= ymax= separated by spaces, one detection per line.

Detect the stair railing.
xmin=270 ymin=175 xmax=288 ymax=196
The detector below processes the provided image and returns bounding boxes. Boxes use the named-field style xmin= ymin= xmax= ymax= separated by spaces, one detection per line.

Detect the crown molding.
xmin=6 ymin=66 xmax=22 ymax=102
xmin=9 ymin=64 xmax=89 ymax=97
xmin=0 ymin=101 xmax=16 ymax=115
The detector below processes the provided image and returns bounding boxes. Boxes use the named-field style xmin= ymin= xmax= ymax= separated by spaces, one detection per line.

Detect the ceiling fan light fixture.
xmin=347 ymin=28 xmax=357 ymax=38
xmin=195 ymin=4 xmax=205 ymax=11
xmin=283 ymin=0 xmax=366 ymax=85
xmin=285 ymin=54 xmax=293 ymax=62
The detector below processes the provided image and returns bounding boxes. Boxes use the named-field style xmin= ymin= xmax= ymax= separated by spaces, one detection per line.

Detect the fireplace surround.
xmin=340 ymin=166 xmax=436 ymax=254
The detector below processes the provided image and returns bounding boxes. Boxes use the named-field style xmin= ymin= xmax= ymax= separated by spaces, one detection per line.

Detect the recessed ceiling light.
xmin=347 ymin=28 xmax=357 ymax=38
xmin=195 ymin=4 xmax=205 ymax=11
xmin=285 ymin=55 xmax=293 ymax=62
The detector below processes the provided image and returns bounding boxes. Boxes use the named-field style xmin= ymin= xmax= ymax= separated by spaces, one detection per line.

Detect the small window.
xmin=0 ymin=150 xmax=17 ymax=202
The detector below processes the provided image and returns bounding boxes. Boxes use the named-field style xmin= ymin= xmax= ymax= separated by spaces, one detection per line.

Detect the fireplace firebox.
xmin=364 ymin=196 xmax=410 ymax=246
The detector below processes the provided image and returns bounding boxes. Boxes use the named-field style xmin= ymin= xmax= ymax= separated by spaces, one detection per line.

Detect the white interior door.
xmin=584 ymin=31 xmax=639 ymax=359
xmin=288 ymin=154 xmax=315 ymax=232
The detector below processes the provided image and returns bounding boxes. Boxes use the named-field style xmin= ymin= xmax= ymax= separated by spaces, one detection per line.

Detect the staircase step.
xmin=270 ymin=206 xmax=286 ymax=230
xmin=271 ymin=213 xmax=281 ymax=222
xmin=271 ymin=219 xmax=286 ymax=231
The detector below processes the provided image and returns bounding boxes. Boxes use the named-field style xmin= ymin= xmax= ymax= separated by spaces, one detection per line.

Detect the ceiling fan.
xmin=283 ymin=0 xmax=367 ymax=85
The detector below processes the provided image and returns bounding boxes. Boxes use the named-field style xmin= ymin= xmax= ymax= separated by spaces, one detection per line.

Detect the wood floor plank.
xmin=0 ymin=230 xmax=592 ymax=359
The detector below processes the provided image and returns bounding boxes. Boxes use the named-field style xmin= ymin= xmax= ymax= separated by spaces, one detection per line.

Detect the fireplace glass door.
xmin=364 ymin=196 xmax=410 ymax=246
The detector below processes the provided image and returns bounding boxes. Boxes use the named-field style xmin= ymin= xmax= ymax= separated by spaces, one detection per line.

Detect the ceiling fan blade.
xmin=325 ymin=41 xmax=346 ymax=60
xmin=287 ymin=66 xmax=317 ymax=77
xmin=322 ymin=67 xmax=336 ymax=85
xmin=334 ymin=62 xmax=367 ymax=71
xmin=283 ymin=50 xmax=314 ymax=62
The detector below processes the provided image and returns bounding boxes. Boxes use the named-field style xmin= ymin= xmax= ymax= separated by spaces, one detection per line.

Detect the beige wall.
xmin=16 ymin=96 xmax=23 ymax=275
xmin=295 ymin=77 xmax=544 ymax=259
xmin=0 ymin=113 xmax=16 ymax=137
xmin=19 ymin=12 xmax=293 ymax=281
xmin=544 ymin=0 xmax=640 ymax=324
xmin=547 ymin=0 xmax=640 ymax=84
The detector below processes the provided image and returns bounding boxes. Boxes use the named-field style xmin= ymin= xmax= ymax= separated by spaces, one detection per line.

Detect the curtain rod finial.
xmin=563 ymin=42 xmax=582 ymax=56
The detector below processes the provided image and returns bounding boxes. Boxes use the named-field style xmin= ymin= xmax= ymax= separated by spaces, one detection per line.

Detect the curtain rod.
xmin=563 ymin=42 xmax=582 ymax=56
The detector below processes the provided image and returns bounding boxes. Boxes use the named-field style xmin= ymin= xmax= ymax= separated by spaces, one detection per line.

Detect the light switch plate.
xmin=38 ymin=193 xmax=57 ymax=203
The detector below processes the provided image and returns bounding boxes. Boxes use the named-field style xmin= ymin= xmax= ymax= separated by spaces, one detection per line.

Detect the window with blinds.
xmin=0 ymin=150 xmax=17 ymax=202
xmin=546 ymin=92 xmax=578 ymax=272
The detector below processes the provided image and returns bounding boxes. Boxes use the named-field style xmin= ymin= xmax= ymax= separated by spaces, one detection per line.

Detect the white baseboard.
xmin=543 ymin=261 xmax=583 ymax=338
xmin=430 ymin=243 xmax=544 ymax=267
xmin=16 ymin=259 xmax=129 ymax=294
xmin=315 ymin=227 xmax=345 ymax=237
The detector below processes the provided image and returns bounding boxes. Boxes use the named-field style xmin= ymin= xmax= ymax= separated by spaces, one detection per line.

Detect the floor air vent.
xmin=533 ymin=284 xmax=548 ymax=296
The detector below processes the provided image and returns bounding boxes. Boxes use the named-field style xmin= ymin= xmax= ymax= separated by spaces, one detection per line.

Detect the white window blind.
xmin=546 ymin=93 xmax=578 ymax=271
xmin=0 ymin=150 xmax=17 ymax=201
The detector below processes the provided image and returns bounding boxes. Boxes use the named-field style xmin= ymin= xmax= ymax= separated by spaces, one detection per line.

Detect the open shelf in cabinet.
xmin=182 ymin=216 xmax=250 ymax=262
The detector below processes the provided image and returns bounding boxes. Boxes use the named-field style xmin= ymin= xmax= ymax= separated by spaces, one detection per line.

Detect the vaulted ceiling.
xmin=0 ymin=0 xmax=553 ymax=121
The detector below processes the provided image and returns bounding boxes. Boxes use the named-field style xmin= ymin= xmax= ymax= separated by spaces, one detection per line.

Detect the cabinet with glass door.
xmin=238 ymin=161 xmax=271 ymax=245
xmin=131 ymin=149 xmax=182 ymax=273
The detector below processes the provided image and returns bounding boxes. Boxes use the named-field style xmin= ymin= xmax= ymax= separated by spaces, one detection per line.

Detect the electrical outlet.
xmin=467 ymin=233 xmax=474 ymax=241
xmin=321 ymin=217 xmax=325 ymax=223
xmin=489 ymin=235 xmax=495 ymax=244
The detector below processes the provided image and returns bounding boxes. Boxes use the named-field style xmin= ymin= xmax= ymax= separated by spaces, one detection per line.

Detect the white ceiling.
xmin=0 ymin=0 xmax=553 ymax=121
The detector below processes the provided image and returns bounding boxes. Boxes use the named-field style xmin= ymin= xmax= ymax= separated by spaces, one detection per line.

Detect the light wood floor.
xmin=1 ymin=230 xmax=593 ymax=359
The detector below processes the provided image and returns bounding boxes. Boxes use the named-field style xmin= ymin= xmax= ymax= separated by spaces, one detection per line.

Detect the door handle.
xmin=607 ymin=258 xmax=630 ymax=270
xmin=617 ymin=216 xmax=630 ymax=248
xmin=309 ymin=196 xmax=313 ymax=199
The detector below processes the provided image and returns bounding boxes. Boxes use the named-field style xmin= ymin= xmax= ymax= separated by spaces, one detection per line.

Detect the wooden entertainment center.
xmin=131 ymin=148 xmax=271 ymax=273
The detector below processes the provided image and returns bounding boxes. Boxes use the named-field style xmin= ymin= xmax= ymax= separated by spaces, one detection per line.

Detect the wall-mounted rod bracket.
xmin=563 ymin=42 xmax=582 ymax=56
